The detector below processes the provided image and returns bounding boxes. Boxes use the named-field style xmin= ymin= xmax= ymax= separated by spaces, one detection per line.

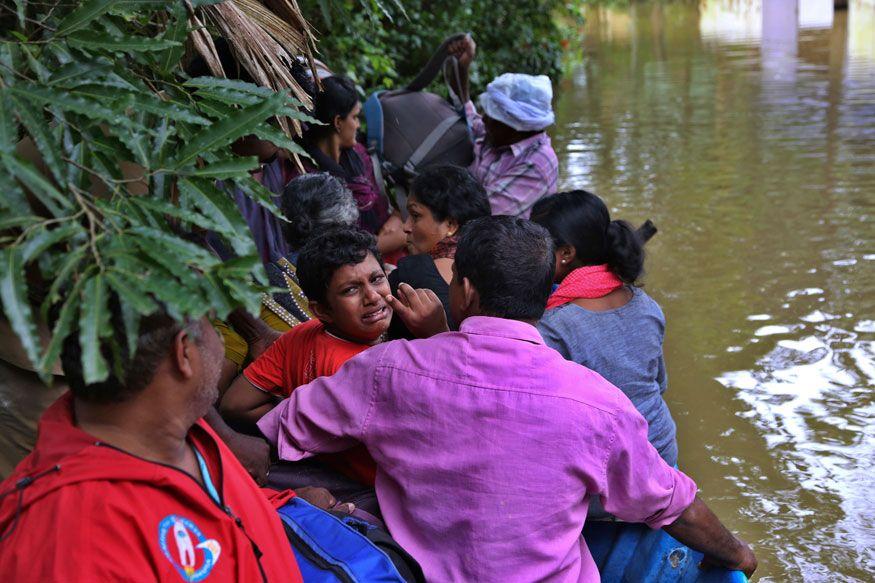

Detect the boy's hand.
xmin=386 ymin=283 xmax=450 ymax=338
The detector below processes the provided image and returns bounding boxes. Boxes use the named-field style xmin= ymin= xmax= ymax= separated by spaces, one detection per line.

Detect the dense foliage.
xmin=303 ymin=0 xmax=581 ymax=93
xmin=0 ymin=0 xmax=313 ymax=383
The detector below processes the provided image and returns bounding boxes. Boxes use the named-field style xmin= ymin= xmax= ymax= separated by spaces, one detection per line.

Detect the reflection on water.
xmin=553 ymin=1 xmax=874 ymax=580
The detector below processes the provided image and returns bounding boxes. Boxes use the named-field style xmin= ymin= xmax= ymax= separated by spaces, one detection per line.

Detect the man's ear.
xmin=173 ymin=328 xmax=196 ymax=379
xmin=309 ymin=300 xmax=334 ymax=324
xmin=461 ymin=276 xmax=478 ymax=316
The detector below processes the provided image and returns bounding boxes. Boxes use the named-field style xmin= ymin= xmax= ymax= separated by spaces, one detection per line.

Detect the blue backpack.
xmin=277 ymin=498 xmax=424 ymax=583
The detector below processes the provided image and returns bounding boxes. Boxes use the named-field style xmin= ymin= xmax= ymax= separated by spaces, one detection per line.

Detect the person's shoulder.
xmin=279 ymin=318 xmax=323 ymax=343
xmin=627 ymin=287 xmax=666 ymax=324
xmin=539 ymin=304 xmax=586 ymax=335
xmin=398 ymin=253 xmax=436 ymax=269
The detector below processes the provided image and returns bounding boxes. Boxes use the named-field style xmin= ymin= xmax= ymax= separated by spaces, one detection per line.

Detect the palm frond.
xmin=192 ymin=0 xmax=317 ymax=138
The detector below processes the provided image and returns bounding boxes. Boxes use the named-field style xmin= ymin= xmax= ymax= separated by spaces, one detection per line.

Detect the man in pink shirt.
xmin=448 ymin=36 xmax=559 ymax=219
xmin=259 ymin=216 xmax=757 ymax=581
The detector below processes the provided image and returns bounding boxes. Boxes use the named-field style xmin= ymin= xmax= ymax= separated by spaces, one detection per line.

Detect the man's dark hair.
xmin=59 ymin=295 xmax=200 ymax=403
xmin=411 ymin=165 xmax=491 ymax=227
xmin=455 ymin=216 xmax=555 ymax=321
xmin=306 ymin=75 xmax=358 ymax=140
xmin=297 ymin=226 xmax=382 ymax=305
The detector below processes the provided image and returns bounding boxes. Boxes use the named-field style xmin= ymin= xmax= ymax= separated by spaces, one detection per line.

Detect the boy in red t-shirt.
xmin=221 ymin=227 xmax=394 ymax=486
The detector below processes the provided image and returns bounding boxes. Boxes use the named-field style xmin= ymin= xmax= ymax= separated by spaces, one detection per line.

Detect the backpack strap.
xmin=363 ymin=90 xmax=391 ymax=201
xmin=403 ymin=114 xmax=463 ymax=175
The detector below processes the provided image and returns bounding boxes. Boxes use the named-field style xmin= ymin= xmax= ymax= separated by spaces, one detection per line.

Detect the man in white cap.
xmin=448 ymin=35 xmax=559 ymax=218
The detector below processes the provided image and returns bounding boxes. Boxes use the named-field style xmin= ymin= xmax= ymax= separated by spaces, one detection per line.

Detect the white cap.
xmin=478 ymin=73 xmax=555 ymax=132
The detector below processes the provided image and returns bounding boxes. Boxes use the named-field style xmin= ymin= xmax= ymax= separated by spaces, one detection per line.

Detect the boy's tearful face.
xmin=319 ymin=252 xmax=393 ymax=344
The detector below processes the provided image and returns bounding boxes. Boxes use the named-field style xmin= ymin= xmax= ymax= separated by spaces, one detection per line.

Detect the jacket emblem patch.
xmin=158 ymin=515 xmax=222 ymax=581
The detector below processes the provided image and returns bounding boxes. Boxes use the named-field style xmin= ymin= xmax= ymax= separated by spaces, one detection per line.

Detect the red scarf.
xmin=546 ymin=264 xmax=624 ymax=310
xmin=428 ymin=235 xmax=458 ymax=260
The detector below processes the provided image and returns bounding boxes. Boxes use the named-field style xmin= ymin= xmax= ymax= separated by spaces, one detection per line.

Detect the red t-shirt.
xmin=244 ymin=319 xmax=377 ymax=485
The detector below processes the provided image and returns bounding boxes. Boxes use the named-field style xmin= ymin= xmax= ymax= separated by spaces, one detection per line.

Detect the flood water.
xmin=551 ymin=1 xmax=874 ymax=580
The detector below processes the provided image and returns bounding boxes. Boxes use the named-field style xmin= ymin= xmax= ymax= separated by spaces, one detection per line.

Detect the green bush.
xmin=303 ymin=0 xmax=578 ymax=94
xmin=0 ymin=1 xmax=313 ymax=382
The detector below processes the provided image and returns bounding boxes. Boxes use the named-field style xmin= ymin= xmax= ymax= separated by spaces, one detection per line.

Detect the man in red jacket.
xmin=0 ymin=303 xmax=304 ymax=582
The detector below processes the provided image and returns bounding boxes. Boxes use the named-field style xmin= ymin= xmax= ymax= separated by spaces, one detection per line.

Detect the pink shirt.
xmin=258 ymin=316 xmax=697 ymax=582
xmin=466 ymin=101 xmax=559 ymax=218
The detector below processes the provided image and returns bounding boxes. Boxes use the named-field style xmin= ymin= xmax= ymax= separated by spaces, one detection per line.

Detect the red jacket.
xmin=0 ymin=393 xmax=303 ymax=582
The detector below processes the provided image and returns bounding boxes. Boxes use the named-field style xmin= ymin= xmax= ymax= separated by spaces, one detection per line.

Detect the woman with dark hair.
xmin=296 ymin=75 xmax=406 ymax=260
xmin=387 ymin=165 xmax=491 ymax=338
xmin=532 ymin=190 xmax=679 ymax=470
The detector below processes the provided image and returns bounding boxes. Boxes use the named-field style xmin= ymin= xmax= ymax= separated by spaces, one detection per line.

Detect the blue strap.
xmin=193 ymin=447 xmax=221 ymax=505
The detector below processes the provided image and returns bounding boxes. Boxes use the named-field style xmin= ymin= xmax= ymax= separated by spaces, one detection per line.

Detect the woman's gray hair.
xmin=281 ymin=172 xmax=359 ymax=250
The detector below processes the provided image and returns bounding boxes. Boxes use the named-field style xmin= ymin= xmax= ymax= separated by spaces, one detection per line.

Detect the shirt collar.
xmin=510 ymin=131 xmax=549 ymax=157
xmin=459 ymin=316 xmax=545 ymax=345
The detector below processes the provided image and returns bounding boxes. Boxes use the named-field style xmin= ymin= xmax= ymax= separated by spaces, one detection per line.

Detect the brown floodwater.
xmin=551 ymin=1 xmax=874 ymax=580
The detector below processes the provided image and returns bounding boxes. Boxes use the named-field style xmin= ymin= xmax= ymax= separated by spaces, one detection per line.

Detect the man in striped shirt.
xmin=450 ymin=35 xmax=559 ymax=218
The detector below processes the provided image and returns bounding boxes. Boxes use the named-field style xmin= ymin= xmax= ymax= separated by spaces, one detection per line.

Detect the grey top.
xmin=537 ymin=286 xmax=678 ymax=467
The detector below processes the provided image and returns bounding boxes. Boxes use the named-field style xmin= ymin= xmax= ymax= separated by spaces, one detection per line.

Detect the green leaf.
xmin=0 ymin=248 xmax=41 ymax=368
xmin=21 ymin=223 xmax=83 ymax=263
xmin=129 ymin=226 xmax=221 ymax=268
xmin=180 ymin=156 xmax=260 ymax=179
xmin=12 ymin=0 xmax=25 ymax=27
xmin=44 ymin=247 xmax=86 ymax=306
xmin=160 ymin=5 xmax=191 ymax=73
xmin=0 ymin=92 xmax=17 ymax=155
xmin=184 ymin=76 xmax=276 ymax=97
xmin=118 ymin=299 xmax=139 ymax=358
xmin=177 ymin=178 xmax=255 ymax=256
xmin=234 ymin=176 xmax=284 ymax=218
xmin=78 ymin=274 xmax=111 ymax=384
xmin=56 ymin=0 xmax=119 ymax=37
xmin=68 ymin=31 xmax=182 ymax=52
xmin=20 ymin=44 xmax=51 ymax=84
xmin=9 ymin=94 xmax=67 ymax=187
xmin=0 ymin=215 xmax=41 ymax=230
xmin=1 ymin=153 xmax=72 ymax=217
xmin=131 ymin=197 xmax=224 ymax=232
xmin=119 ymin=94 xmax=211 ymax=126
xmin=48 ymin=62 xmax=113 ymax=88
xmin=9 ymin=85 xmax=136 ymax=129
xmin=203 ymin=272 xmax=235 ymax=319
xmin=173 ymin=92 xmax=286 ymax=168
xmin=106 ymin=271 xmax=157 ymax=315
xmin=39 ymin=275 xmax=87 ymax=377
xmin=252 ymin=123 xmax=309 ymax=157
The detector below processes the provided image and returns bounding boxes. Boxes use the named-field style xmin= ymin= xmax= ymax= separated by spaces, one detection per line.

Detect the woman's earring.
xmin=561 ymin=259 xmax=567 ymax=264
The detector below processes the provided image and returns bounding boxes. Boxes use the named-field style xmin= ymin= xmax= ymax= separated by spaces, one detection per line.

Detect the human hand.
xmin=700 ymin=538 xmax=757 ymax=579
xmin=385 ymin=282 xmax=449 ymax=338
xmin=249 ymin=327 xmax=281 ymax=361
xmin=225 ymin=432 xmax=271 ymax=486
xmin=295 ymin=487 xmax=355 ymax=514
xmin=447 ymin=34 xmax=476 ymax=69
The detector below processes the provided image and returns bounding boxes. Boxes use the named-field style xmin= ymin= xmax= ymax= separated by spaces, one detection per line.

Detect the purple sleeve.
xmin=599 ymin=397 xmax=698 ymax=529
xmin=257 ymin=345 xmax=385 ymax=461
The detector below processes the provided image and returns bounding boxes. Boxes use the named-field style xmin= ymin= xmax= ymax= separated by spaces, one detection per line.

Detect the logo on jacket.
xmin=158 ymin=515 xmax=222 ymax=581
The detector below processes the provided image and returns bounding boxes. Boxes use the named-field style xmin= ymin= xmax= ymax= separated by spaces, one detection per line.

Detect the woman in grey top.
xmin=532 ymin=190 xmax=678 ymax=468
